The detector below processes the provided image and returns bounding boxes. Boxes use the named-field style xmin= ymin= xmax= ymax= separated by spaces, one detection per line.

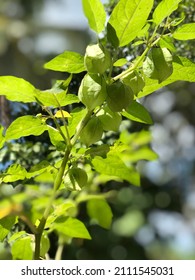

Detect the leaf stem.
xmin=112 ymin=37 xmax=161 ymax=82
xmin=34 ymin=146 xmax=71 ymax=259
xmin=45 ymin=107 xmax=67 ymax=144
xmin=52 ymin=93 xmax=71 ymax=146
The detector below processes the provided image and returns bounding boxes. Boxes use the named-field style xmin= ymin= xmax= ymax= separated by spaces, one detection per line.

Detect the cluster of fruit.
xmin=78 ymin=43 xmax=173 ymax=146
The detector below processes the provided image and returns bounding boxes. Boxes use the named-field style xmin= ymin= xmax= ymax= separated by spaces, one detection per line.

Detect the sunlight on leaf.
xmin=0 ymin=76 xmax=37 ymax=103
xmin=138 ymin=56 xmax=195 ymax=98
xmin=10 ymin=234 xmax=34 ymax=260
xmin=0 ymin=216 xmax=16 ymax=241
xmin=108 ymin=0 xmax=154 ymax=46
xmin=173 ymin=23 xmax=195 ymax=40
xmin=3 ymin=164 xmax=27 ymax=183
xmin=113 ymin=210 xmax=144 ymax=237
xmin=82 ymin=0 xmax=106 ymax=33
xmin=5 ymin=116 xmax=48 ymax=140
xmin=54 ymin=110 xmax=71 ymax=118
xmin=92 ymin=155 xmax=140 ymax=186
xmin=153 ymin=0 xmax=182 ymax=26
xmin=87 ymin=199 xmax=113 ymax=229
xmin=50 ymin=217 xmax=91 ymax=240
xmin=44 ymin=51 xmax=86 ymax=73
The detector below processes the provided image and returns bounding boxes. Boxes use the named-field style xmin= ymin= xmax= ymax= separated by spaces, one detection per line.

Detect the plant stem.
xmin=20 ymin=214 xmax=38 ymax=235
xmin=55 ymin=236 xmax=64 ymax=260
xmin=34 ymin=147 xmax=71 ymax=259
xmin=112 ymin=37 xmax=161 ymax=82
xmin=34 ymin=109 xmax=93 ymax=259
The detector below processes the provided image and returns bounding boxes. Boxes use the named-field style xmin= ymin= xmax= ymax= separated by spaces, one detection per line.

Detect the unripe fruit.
xmin=80 ymin=117 xmax=103 ymax=146
xmin=66 ymin=167 xmax=88 ymax=191
xmin=106 ymin=81 xmax=134 ymax=112
xmin=122 ymin=71 xmax=145 ymax=96
xmin=97 ymin=105 xmax=122 ymax=132
xmin=84 ymin=44 xmax=111 ymax=74
xmin=78 ymin=74 xmax=106 ymax=110
xmin=143 ymin=47 xmax=173 ymax=83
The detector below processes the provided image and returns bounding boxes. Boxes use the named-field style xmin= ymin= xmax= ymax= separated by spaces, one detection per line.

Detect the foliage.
xmin=0 ymin=0 xmax=195 ymax=260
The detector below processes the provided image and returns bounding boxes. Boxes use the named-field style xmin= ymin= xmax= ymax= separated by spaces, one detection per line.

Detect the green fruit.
xmin=78 ymin=74 xmax=107 ymax=110
xmin=66 ymin=167 xmax=88 ymax=191
xmin=143 ymin=47 xmax=173 ymax=83
xmin=80 ymin=117 xmax=103 ymax=146
xmin=122 ymin=71 xmax=145 ymax=96
xmin=106 ymin=81 xmax=134 ymax=112
xmin=84 ymin=44 xmax=111 ymax=74
xmin=97 ymin=105 xmax=122 ymax=132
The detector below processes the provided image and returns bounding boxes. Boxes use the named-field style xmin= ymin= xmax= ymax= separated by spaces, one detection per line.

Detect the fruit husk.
xmin=97 ymin=105 xmax=122 ymax=132
xmin=84 ymin=44 xmax=111 ymax=74
xmin=143 ymin=47 xmax=173 ymax=83
xmin=78 ymin=73 xmax=107 ymax=110
xmin=106 ymin=81 xmax=134 ymax=112
xmin=80 ymin=117 xmax=103 ymax=146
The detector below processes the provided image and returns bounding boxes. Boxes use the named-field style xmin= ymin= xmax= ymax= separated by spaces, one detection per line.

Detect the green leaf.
xmin=3 ymin=164 xmax=27 ymax=183
xmin=34 ymin=170 xmax=56 ymax=183
xmin=122 ymin=101 xmax=153 ymax=124
xmin=85 ymin=144 xmax=110 ymax=158
xmin=138 ymin=56 xmax=195 ymax=98
xmin=108 ymin=0 xmax=154 ymax=47
xmin=51 ymin=217 xmax=91 ymax=239
xmin=0 ymin=76 xmax=37 ymax=103
xmin=113 ymin=210 xmax=144 ymax=237
xmin=65 ymin=167 xmax=88 ymax=191
xmin=5 ymin=116 xmax=48 ymax=140
xmin=47 ymin=126 xmax=66 ymax=151
xmin=35 ymin=90 xmax=79 ymax=108
xmin=120 ymin=130 xmax=152 ymax=146
xmin=8 ymin=231 xmax=27 ymax=243
xmin=92 ymin=155 xmax=140 ymax=186
xmin=153 ymin=0 xmax=182 ymax=26
xmin=54 ymin=110 xmax=71 ymax=118
xmin=113 ymin=58 xmax=128 ymax=67
xmin=46 ymin=201 xmax=77 ymax=228
xmin=54 ymin=75 xmax=73 ymax=89
xmin=173 ymin=23 xmax=195 ymax=40
xmin=170 ymin=16 xmax=185 ymax=27
xmin=68 ymin=108 xmax=87 ymax=138
xmin=82 ymin=0 xmax=106 ymax=33
xmin=159 ymin=36 xmax=176 ymax=52
xmin=87 ymin=199 xmax=113 ymax=229
xmin=0 ymin=216 xmax=16 ymax=242
xmin=26 ymin=160 xmax=51 ymax=178
xmin=44 ymin=51 xmax=86 ymax=73
xmin=11 ymin=235 xmax=34 ymax=260
xmin=120 ymin=146 xmax=158 ymax=163
xmin=40 ymin=233 xmax=50 ymax=258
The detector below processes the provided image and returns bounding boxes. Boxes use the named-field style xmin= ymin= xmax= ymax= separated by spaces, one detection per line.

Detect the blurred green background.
xmin=0 ymin=0 xmax=195 ymax=260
